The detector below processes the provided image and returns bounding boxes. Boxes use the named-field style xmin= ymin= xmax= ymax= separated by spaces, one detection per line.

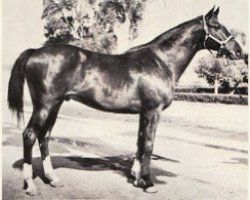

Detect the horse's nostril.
xmin=244 ymin=53 xmax=248 ymax=65
xmin=236 ymin=49 xmax=242 ymax=57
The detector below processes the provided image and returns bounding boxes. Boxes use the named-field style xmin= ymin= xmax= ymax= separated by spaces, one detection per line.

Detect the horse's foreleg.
xmin=131 ymin=113 xmax=144 ymax=182
xmin=132 ymin=106 xmax=162 ymax=193
xmin=37 ymin=104 xmax=63 ymax=188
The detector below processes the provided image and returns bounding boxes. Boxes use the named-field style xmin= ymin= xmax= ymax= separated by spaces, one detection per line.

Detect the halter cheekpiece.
xmin=202 ymin=15 xmax=234 ymax=52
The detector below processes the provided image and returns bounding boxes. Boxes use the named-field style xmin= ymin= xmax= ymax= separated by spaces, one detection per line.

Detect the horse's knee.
xmin=23 ymin=128 xmax=37 ymax=146
xmin=144 ymin=141 xmax=154 ymax=156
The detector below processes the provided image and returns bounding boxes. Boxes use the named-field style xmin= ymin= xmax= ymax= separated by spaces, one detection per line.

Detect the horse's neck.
xmin=151 ymin=16 xmax=204 ymax=83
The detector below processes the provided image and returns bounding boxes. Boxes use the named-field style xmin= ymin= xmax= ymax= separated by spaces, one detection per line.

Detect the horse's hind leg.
xmin=37 ymin=103 xmax=63 ymax=188
xmin=23 ymin=125 xmax=37 ymax=196
xmin=23 ymin=108 xmax=51 ymax=195
xmin=23 ymin=100 xmax=63 ymax=195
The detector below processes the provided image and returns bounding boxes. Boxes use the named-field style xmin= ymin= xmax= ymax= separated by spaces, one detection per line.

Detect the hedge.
xmin=174 ymin=92 xmax=248 ymax=105
xmin=175 ymin=86 xmax=248 ymax=95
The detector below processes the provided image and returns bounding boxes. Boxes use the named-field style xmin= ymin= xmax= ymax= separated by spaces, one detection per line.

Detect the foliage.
xmin=175 ymin=86 xmax=248 ymax=95
xmin=174 ymin=92 xmax=248 ymax=105
xmin=195 ymin=28 xmax=248 ymax=94
xmin=230 ymin=29 xmax=247 ymax=46
xmin=195 ymin=56 xmax=248 ymax=93
xmin=195 ymin=58 xmax=221 ymax=86
xmin=42 ymin=0 xmax=149 ymax=53
xmin=220 ymin=60 xmax=248 ymax=90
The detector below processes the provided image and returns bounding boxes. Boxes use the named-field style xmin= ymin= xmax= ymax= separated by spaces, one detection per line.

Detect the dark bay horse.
xmin=8 ymin=7 xmax=247 ymax=195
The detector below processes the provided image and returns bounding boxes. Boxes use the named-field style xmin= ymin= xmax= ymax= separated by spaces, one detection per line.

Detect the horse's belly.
xmin=68 ymin=86 xmax=141 ymax=113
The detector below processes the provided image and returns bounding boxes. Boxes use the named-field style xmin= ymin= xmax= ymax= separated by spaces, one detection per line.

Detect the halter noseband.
xmin=203 ymin=15 xmax=234 ymax=53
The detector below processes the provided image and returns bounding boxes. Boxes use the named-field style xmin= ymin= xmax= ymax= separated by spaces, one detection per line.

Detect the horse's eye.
xmin=211 ymin=22 xmax=221 ymax=29
xmin=214 ymin=24 xmax=221 ymax=29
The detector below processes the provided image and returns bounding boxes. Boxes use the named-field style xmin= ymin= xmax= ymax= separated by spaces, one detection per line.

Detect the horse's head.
xmin=203 ymin=7 xmax=248 ymax=64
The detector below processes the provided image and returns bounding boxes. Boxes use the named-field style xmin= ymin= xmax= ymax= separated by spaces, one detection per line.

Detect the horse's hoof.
xmin=131 ymin=171 xmax=136 ymax=178
xmin=133 ymin=178 xmax=146 ymax=188
xmin=133 ymin=180 xmax=138 ymax=186
xmin=144 ymin=186 xmax=158 ymax=193
xmin=26 ymin=188 xmax=41 ymax=196
xmin=50 ymin=180 xmax=64 ymax=188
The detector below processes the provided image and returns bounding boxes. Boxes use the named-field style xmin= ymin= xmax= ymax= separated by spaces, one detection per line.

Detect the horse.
xmin=8 ymin=7 xmax=247 ymax=195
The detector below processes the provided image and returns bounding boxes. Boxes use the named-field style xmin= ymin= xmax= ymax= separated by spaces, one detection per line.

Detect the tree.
xmin=195 ymin=57 xmax=223 ymax=94
xmin=220 ymin=60 xmax=248 ymax=94
xmin=195 ymin=57 xmax=248 ymax=94
xmin=42 ymin=0 xmax=150 ymax=54
xmin=195 ymin=28 xmax=248 ymax=95
xmin=230 ymin=29 xmax=247 ymax=46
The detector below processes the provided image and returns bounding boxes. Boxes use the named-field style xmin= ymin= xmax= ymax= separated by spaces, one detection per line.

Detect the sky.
xmin=2 ymin=0 xmax=43 ymax=65
xmin=1 ymin=0 xmax=248 ymax=67
xmin=130 ymin=0 xmax=248 ymax=49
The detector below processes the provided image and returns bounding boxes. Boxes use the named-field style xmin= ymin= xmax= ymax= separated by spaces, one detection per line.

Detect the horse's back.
xmin=24 ymin=45 xmax=174 ymax=112
xmin=26 ymin=45 xmax=85 ymax=71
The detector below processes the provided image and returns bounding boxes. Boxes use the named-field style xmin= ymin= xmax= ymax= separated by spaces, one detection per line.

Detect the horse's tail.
xmin=8 ymin=49 xmax=35 ymax=122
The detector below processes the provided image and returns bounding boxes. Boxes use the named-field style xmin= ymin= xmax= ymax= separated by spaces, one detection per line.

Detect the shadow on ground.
xmin=13 ymin=155 xmax=178 ymax=186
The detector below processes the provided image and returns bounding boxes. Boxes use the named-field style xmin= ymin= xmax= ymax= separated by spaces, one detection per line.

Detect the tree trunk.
xmin=230 ymin=82 xmax=239 ymax=94
xmin=214 ymin=77 xmax=218 ymax=95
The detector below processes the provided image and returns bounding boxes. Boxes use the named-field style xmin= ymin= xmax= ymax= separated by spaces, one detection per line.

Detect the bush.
xmin=175 ymin=86 xmax=248 ymax=95
xmin=174 ymin=92 xmax=248 ymax=105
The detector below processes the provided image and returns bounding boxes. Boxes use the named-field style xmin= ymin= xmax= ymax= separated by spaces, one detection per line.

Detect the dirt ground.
xmin=2 ymin=68 xmax=248 ymax=200
xmin=2 ymin=98 xmax=248 ymax=200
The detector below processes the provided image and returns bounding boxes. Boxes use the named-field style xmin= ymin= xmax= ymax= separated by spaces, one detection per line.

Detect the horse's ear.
xmin=205 ymin=6 xmax=215 ymax=20
xmin=213 ymin=7 xmax=220 ymax=18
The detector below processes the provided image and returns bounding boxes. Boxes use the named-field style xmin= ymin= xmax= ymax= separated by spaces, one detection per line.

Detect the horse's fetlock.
xmin=131 ymin=158 xmax=141 ymax=178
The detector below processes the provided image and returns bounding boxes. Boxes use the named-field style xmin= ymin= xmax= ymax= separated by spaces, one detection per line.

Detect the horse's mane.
xmin=127 ymin=15 xmax=202 ymax=52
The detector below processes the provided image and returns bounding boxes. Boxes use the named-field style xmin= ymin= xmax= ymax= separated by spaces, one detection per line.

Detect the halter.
xmin=202 ymin=15 xmax=234 ymax=54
